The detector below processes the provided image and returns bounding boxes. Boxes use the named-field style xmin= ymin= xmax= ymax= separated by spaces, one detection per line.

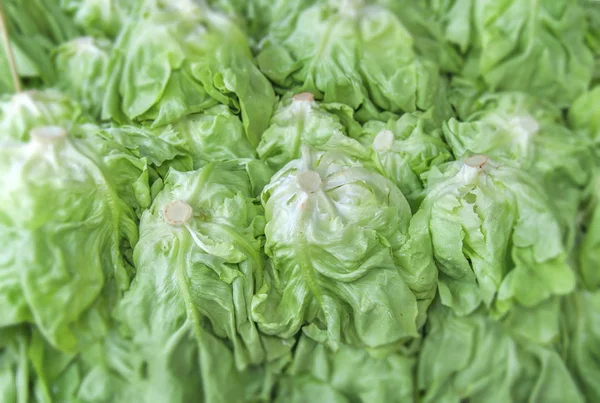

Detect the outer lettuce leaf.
xmin=257 ymin=92 xmax=368 ymax=171
xmin=274 ymin=335 xmax=415 ymax=403
xmin=381 ymin=0 xmax=464 ymax=73
xmin=206 ymin=0 xmax=277 ymax=47
xmin=53 ymin=37 xmax=112 ymax=119
xmin=0 ymin=89 xmax=84 ymax=142
xmin=102 ymin=1 xmax=275 ymax=146
xmin=418 ymin=300 xmax=584 ymax=403
xmin=561 ymin=290 xmax=600 ymax=401
xmin=420 ymin=0 xmax=594 ymax=107
xmin=569 ymin=85 xmax=600 ymax=141
xmin=578 ymin=174 xmax=600 ymax=290
xmin=252 ymin=148 xmax=437 ymax=351
xmin=0 ymin=327 xmax=29 ymax=403
xmin=415 ymin=158 xmax=575 ymax=316
xmin=256 ymin=0 xmax=440 ymax=120
xmin=0 ymin=125 xmax=149 ymax=353
xmin=115 ymin=161 xmax=292 ymax=383
xmin=582 ymin=0 xmax=600 ymax=83
xmin=100 ymin=105 xmax=257 ymax=173
xmin=357 ymin=108 xmax=453 ymax=211
xmin=442 ymin=91 xmax=596 ymax=246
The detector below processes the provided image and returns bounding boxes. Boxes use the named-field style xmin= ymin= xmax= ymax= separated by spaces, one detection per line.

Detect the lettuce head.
xmin=252 ymin=147 xmax=438 ymax=351
xmin=256 ymin=0 xmax=440 ymax=120
xmin=0 ymin=125 xmax=149 ymax=353
xmin=102 ymin=0 xmax=275 ymax=146
xmin=414 ymin=156 xmax=575 ymax=317
xmin=113 ymin=160 xmax=290 ymax=402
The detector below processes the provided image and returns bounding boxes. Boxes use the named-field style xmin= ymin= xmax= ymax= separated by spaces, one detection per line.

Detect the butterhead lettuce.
xmin=113 ymin=160 xmax=291 ymax=402
xmin=256 ymin=0 xmax=440 ymax=120
xmin=252 ymin=147 xmax=437 ymax=350
xmin=0 ymin=125 xmax=148 ymax=353
xmin=102 ymin=0 xmax=275 ymax=146
xmin=414 ymin=156 xmax=575 ymax=316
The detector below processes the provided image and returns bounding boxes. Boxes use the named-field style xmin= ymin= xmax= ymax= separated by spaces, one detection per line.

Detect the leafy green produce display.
xmin=0 ymin=0 xmax=599 ymax=402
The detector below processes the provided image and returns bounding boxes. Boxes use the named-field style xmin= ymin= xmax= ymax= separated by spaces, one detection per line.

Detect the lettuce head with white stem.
xmin=113 ymin=160 xmax=291 ymax=402
xmin=0 ymin=125 xmax=149 ymax=354
xmin=442 ymin=91 xmax=596 ymax=246
xmin=414 ymin=155 xmax=575 ymax=318
xmin=252 ymin=147 xmax=438 ymax=351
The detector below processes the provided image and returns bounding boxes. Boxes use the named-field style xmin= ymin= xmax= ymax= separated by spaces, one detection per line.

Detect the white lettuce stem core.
xmin=291 ymin=92 xmax=315 ymax=116
xmin=373 ymin=130 xmax=394 ymax=152
xmin=460 ymin=155 xmax=488 ymax=183
xmin=163 ymin=200 xmax=193 ymax=226
xmin=30 ymin=126 xmax=67 ymax=143
xmin=465 ymin=155 xmax=488 ymax=168
xmin=296 ymin=170 xmax=322 ymax=193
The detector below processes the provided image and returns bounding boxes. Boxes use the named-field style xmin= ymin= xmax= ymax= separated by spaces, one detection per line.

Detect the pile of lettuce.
xmin=1 ymin=0 xmax=599 ymax=402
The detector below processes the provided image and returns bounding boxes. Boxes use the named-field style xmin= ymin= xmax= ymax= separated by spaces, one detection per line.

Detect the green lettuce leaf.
xmin=274 ymin=335 xmax=415 ymax=403
xmin=0 ymin=89 xmax=84 ymax=142
xmin=415 ymin=157 xmax=575 ymax=316
xmin=418 ymin=300 xmax=584 ymax=403
xmin=561 ymin=290 xmax=600 ymax=402
xmin=52 ymin=37 xmax=111 ymax=119
xmin=0 ymin=327 xmax=29 ymax=403
xmin=252 ymin=147 xmax=437 ymax=351
xmin=569 ymin=85 xmax=600 ymax=141
xmin=419 ymin=0 xmax=594 ymax=107
xmin=99 ymin=105 xmax=258 ymax=174
xmin=578 ymin=173 xmax=600 ymax=290
xmin=0 ymin=125 xmax=149 ymax=353
xmin=381 ymin=0 xmax=464 ymax=73
xmin=257 ymin=92 xmax=368 ymax=171
xmin=256 ymin=0 xmax=440 ymax=120
xmin=102 ymin=1 xmax=275 ymax=146
xmin=582 ymin=0 xmax=600 ymax=84
xmin=59 ymin=0 xmax=139 ymax=38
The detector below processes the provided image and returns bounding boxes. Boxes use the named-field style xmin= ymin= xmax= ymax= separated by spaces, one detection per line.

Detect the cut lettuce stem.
xmin=465 ymin=154 xmax=489 ymax=169
xmin=291 ymin=92 xmax=316 ymax=116
xmin=0 ymin=2 xmax=21 ymax=93
xmin=296 ymin=170 xmax=322 ymax=193
xmin=163 ymin=200 xmax=193 ymax=226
